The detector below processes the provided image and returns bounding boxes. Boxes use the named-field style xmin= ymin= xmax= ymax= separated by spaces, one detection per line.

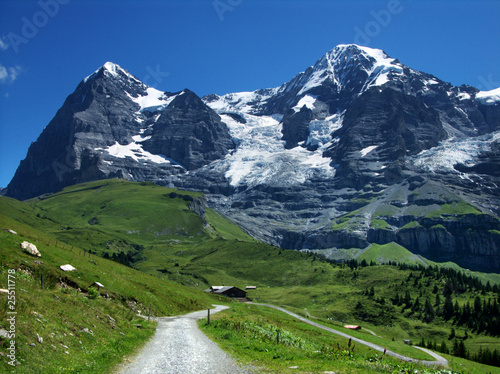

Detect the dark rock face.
xmin=141 ymin=90 xmax=234 ymax=170
xmin=6 ymin=64 xmax=234 ymax=200
xmin=323 ymin=87 xmax=447 ymax=188
xmin=5 ymin=46 xmax=500 ymax=271
xmin=281 ymin=106 xmax=314 ymax=149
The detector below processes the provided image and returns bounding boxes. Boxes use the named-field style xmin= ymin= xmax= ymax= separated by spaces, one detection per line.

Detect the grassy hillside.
xmin=0 ymin=195 xmax=217 ymax=373
xmin=200 ymin=303 xmax=500 ymax=374
xmin=2 ymin=179 xmax=500 ymax=373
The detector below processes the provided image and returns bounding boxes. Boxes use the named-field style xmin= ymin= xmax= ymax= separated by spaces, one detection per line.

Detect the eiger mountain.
xmin=6 ymin=45 xmax=500 ymax=271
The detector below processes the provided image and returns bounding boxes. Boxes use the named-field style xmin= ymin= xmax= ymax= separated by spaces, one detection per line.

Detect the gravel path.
xmin=250 ymin=302 xmax=449 ymax=367
xmin=116 ymin=305 xmax=254 ymax=374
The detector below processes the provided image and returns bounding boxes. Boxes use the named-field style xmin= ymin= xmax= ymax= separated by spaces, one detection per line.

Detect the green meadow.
xmin=1 ymin=179 xmax=499 ymax=373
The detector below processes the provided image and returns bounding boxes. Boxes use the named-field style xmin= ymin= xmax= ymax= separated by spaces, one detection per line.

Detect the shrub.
xmin=88 ymin=286 xmax=100 ymax=299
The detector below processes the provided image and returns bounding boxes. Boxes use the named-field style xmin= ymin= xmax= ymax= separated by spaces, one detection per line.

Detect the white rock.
xmin=20 ymin=241 xmax=41 ymax=257
xmin=60 ymin=264 xmax=76 ymax=272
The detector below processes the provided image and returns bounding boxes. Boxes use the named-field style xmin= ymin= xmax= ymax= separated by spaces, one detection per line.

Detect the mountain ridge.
xmin=5 ymin=44 xmax=500 ymax=271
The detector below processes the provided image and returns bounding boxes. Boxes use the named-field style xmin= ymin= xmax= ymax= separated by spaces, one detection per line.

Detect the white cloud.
xmin=0 ymin=63 xmax=22 ymax=84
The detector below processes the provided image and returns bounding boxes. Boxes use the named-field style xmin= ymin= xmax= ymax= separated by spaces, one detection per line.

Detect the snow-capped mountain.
xmin=6 ymin=45 xmax=500 ymax=271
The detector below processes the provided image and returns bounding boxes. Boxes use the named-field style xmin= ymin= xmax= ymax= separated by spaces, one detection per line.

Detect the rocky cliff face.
xmin=6 ymin=63 xmax=234 ymax=200
xmin=6 ymin=46 xmax=500 ymax=271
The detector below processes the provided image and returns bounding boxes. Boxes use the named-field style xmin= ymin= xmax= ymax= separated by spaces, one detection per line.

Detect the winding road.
xmin=115 ymin=305 xmax=254 ymax=374
xmin=116 ymin=302 xmax=448 ymax=373
xmin=250 ymin=302 xmax=449 ymax=367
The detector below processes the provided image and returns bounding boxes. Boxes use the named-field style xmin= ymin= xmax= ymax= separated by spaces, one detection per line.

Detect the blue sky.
xmin=0 ymin=0 xmax=499 ymax=188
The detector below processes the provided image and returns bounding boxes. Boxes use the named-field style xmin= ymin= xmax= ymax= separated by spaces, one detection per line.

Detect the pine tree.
xmin=474 ymin=296 xmax=482 ymax=315
xmin=403 ymin=290 xmax=412 ymax=309
xmin=448 ymin=327 xmax=455 ymax=340
xmin=452 ymin=339 xmax=459 ymax=355
xmin=452 ymin=339 xmax=468 ymax=358
xmin=425 ymin=298 xmax=435 ymax=322
xmin=439 ymin=340 xmax=449 ymax=354
xmin=443 ymin=294 xmax=454 ymax=320
xmin=458 ymin=340 xmax=468 ymax=358
xmin=434 ymin=292 xmax=441 ymax=306
xmin=413 ymin=297 xmax=421 ymax=314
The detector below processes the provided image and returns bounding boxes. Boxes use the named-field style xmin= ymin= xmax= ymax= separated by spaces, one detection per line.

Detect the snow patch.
xmin=360 ymin=145 xmax=378 ymax=157
xmin=206 ymin=89 xmax=278 ymax=114
xmin=293 ymin=95 xmax=317 ymax=113
xmin=298 ymin=69 xmax=330 ymax=96
xmin=356 ymin=46 xmax=404 ymax=89
xmin=368 ymin=63 xmax=404 ymax=88
xmin=217 ymin=113 xmax=335 ymax=187
xmin=476 ymin=87 xmax=500 ymax=105
xmin=412 ymin=131 xmax=500 ymax=173
xmin=424 ymin=78 xmax=439 ymax=85
xmin=126 ymin=88 xmax=179 ymax=113
xmin=306 ymin=112 xmax=344 ymax=149
xmin=98 ymin=140 xmax=179 ymax=166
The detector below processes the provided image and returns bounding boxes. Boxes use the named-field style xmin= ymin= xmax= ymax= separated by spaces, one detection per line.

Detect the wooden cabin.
xmin=206 ymin=286 xmax=247 ymax=299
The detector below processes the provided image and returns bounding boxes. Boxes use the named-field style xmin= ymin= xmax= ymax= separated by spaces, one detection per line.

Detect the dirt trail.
xmin=115 ymin=305 xmax=254 ymax=374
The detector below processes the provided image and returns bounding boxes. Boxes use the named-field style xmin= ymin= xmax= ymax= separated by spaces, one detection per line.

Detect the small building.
xmin=90 ymin=282 xmax=104 ymax=290
xmin=245 ymin=286 xmax=257 ymax=290
xmin=206 ymin=286 xmax=247 ymax=299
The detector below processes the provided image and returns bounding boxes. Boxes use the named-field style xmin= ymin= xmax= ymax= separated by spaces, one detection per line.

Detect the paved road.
xmin=116 ymin=305 xmax=254 ymax=374
xmin=250 ymin=302 xmax=449 ymax=367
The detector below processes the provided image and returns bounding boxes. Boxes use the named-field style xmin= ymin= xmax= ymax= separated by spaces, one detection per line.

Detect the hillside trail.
xmin=114 ymin=305 xmax=254 ymax=374
xmin=250 ymin=302 xmax=449 ymax=368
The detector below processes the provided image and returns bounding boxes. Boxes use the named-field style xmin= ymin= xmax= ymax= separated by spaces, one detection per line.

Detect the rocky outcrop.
xmin=187 ymin=196 xmax=207 ymax=220
xmin=141 ymin=89 xmax=234 ymax=170
xmin=281 ymin=106 xmax=314 ymax=149
xmin=21 ymin=241 xmax=41 ymax=257
xmin=366 ymin=214 xmax=500 ymax=271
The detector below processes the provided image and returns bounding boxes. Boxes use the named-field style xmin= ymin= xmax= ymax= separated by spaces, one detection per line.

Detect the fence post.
xmin=207 ymin=308 xmax=210 ymax=325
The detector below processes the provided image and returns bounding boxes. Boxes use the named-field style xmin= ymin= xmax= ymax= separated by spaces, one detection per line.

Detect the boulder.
xmin=60 ymin=264 xmax=76 ymax=272
xmin=20 ymin=241 xmax=41 ymax=257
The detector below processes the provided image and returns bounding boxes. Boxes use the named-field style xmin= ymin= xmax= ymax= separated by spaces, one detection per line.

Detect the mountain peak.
xmin=102 ymin=61 xmax=124 ymax=74
xmin=289 ymin=44 xmax=403 ymax=97
xmin=83 ymin=61 xmax=141 ymax=85
xmin=330 ymin=44 xmax=388 ymax=57
xmin=322 ymin=44 xmax=400 ymax=80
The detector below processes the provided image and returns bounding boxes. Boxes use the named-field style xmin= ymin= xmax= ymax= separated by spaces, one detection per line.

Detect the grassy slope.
xmin=199 ymin=303 xmax=500 ymax=374
xmin=355 ymin=242 xmax=428 ymax=266
xmin=1 ymin=179 xmax=499 ymax=373
xmin=0 ymin=195 xmax=217 ymax=373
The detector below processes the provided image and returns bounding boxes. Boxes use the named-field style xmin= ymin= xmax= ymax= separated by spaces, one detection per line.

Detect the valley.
xmin=1 ymin=179 xmax=500 ymax=373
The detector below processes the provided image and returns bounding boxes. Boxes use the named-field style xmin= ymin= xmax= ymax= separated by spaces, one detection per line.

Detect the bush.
xmin=88 ymin=286 xmax=100 ymax=299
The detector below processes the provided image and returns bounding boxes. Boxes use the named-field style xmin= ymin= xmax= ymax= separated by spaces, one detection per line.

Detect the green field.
xmin=1 ymin=179 xmax=500 ymax=373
